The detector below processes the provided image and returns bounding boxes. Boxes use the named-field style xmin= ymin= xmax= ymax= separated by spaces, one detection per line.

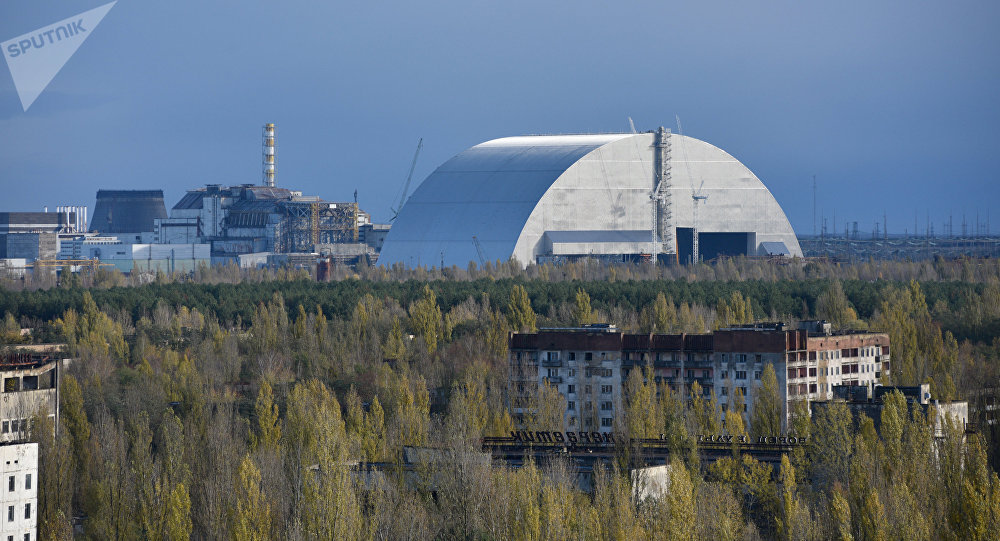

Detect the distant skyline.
xmin=1 ymin=1 xmax=997 ymax=234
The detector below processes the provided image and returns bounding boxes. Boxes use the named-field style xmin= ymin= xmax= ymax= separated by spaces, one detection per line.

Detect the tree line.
xmin=1 ymin=256 xmax=998 ymax=539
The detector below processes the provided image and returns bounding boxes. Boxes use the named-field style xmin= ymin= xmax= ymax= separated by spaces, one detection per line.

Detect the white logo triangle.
xmin=2 ymin=2 xmax=117 ymax=111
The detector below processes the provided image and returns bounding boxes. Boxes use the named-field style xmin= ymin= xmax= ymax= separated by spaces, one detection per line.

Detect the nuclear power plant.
xmin=1 ymin=124 xmax=384 ymax=275
xmin=2 ymin=122 xmax=996 ymax=276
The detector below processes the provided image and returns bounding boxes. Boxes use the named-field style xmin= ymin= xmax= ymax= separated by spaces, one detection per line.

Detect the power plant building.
xmin=379 ymin=132 xmax=802 ymax=267
xmin=157 ymin=184 xmax=369 ymax=262
xmin=0 ymin=211 xmax=81 ymax=262
xmin=90 ymin=190 xmax=167 ymax=241
xmin=58 ymin=237 xmax=209 ymax=273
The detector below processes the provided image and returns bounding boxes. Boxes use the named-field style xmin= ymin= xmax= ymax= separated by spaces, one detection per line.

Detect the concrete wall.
xmin=0 ymin=233 xmax=56 ymax=262
xmin=0 ymin=443 xmax=37 ymax=541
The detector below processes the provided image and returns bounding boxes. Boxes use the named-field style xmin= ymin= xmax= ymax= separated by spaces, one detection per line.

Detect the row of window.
xmin=0 ymin=420 xmax=29 ymax=435
xmin=719 ymin=386 xmax=748 ymax=397
xmin=6 ymin=503 xmax=29 ymax=521
xmin=544 ymin=368 xmax=614 ymax=379
xmin=789 ymin=363 xmax=879 ymax=379
xmin=5 ymin=534 xmax=30 ymax=541
xmin=564 ymin=384 xmax=614 ymax=395
xmin=624 ymin=352 xmax=707 ymax=362
xmin=566 ymin=401 xmax=614 ymax=411
xmin=789 ymin=383 xmax=820 ymax=396
xmin=816 ymin=346 xmax=886 ymax=361
xmin=719 ymin=353 xmax=763 ymax=363
xmin=523 ymin=351 xmax=606 ymax=362
xmin=527 ymin=348 xmax=885 ymax=364
xmin=7 ymin=475 xmax=30 ymax=492
xmin=567 ymin=417 xmax=614 ymax=428
xmin=719 ymin=370 xmax=760 ymax=381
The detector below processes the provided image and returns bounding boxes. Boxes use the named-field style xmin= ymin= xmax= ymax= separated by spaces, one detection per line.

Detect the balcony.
xmin=545 ymin=376 xmax=563 ymax=384
xmin=541 ymin=359 xmax=562 ymax=367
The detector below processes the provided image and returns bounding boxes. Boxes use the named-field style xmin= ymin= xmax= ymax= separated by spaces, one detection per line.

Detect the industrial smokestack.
xmin=263 ymin=123 xmax=275 ymax=187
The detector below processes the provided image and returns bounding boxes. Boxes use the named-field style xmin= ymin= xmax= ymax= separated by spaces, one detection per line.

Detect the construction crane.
xmin=471 ymin=236 xmax=488 ymax=266
xmin=391 ymin=138 xmax=423 ymax=221
xmin=691 ymin=180 xmax=709 ymax=264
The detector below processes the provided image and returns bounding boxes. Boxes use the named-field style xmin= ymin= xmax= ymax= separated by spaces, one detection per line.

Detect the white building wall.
xmin=515 ymin=134 xmax=801 ymax=263
xmin=382 ymin=133 xmax=802 ymax=268
xmin=0 ymin=443 xmax=37 ymax=541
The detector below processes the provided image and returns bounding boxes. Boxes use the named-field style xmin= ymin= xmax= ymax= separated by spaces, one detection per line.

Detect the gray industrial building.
xmin=58 ymin=236 xmax=209 ymax=273
xmin=0 ymin=211 xmax=78 ymax=261
xmin=90 ymin=190 xmax=167 ymax=240
xmin=157 ymin=184 xmax=374 ymax=262
xmin=379 ymin=132 xmax=802 ymax=268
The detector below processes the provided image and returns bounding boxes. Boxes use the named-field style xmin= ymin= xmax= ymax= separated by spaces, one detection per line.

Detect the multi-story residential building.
xmin=0 ymin=353 xmax=59 ymax=444
xmin=508 ymin=321 xmax=890 ymax=432
xmin=0 ymin=443 xmax=37 ymax=541
xmin=509 ymin=324 xmax=625 ymax=432
xmin=0 ymin=351 xmax=57 ymax=541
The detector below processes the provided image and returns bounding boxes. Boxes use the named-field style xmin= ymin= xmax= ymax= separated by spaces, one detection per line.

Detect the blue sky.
xmin=1 ymin=1 xmax=998 ymax=234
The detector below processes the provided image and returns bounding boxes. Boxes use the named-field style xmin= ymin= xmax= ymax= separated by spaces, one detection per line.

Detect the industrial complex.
xmin=0 ymin=124 xmax=387 ymax=275
xmin=1 ymin=123 xmax=996 ymax=276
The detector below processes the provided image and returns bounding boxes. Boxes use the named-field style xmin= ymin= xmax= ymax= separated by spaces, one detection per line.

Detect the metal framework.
xmin=278 ymin=202 xmax=358 ymax=253
xmin=651 ymin=127 xmax=676 ymax=263
xmin=30 ymin=259 xmax=112 ymax=269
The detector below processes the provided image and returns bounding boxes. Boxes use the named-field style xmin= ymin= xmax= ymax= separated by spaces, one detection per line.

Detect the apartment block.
xmin=508 ymin=321 xmax=890 ymax=432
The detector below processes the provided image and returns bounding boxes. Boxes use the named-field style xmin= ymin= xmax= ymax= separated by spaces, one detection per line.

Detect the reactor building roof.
xmin=377 ymin=132 xmax=802 ymax=268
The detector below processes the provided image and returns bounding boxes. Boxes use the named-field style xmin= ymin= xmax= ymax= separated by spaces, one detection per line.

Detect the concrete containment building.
xmin=91 ymin=190 xmax=168 ymax=237
xmin=379 ymin=132 xmax=801 ymax=267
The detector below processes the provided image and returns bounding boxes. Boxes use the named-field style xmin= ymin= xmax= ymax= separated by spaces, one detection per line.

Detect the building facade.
xmin=509 ymin=324 xmax=626 ymax=431
xmin=0 ymin=443 xmax=37 ymax=541
xmin=58 ymin=236 xmax=210 ymax=273
xmin=0 ymin=352 xmax=57 ymax=541
xmin=158 ymin=184 xmax=368 ymax=262
xmin=508 ymin=322 xmax=891 ymax=432
xmin=0 ymin=353 xmax=59 ymax=444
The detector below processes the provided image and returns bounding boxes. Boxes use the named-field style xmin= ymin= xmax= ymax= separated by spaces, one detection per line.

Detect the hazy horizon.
xmin=1 ymin=1 xmax=997 ymax=235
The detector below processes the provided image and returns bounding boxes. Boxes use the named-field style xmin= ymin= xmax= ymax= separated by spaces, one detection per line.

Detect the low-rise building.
xmin=58 ymin=235 xmax=210 ymax=273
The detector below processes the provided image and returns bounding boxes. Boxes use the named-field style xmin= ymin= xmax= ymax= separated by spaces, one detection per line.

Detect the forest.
xmin=2 ymin=256 xmax=1000 ymax=540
